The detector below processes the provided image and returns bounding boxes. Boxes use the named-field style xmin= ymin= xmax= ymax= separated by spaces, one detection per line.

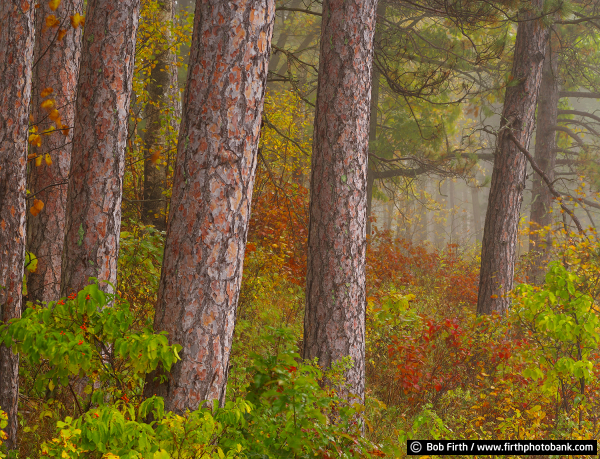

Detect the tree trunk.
xmin=477 ymin=0 xmax=549 ymax=315
xmin=448 ymin=179 xmax=456 ymax=243
xmin=434 ymin=180 xmax=446 ymax=249
xmin=27 ymin=0 xmax=84 ymax=303
xmin=384 ymin=200 xmax=393 ymax=232
xmin=268 ymin=0 xmax=302 ymax=73
xmin=0 ymin=1 xmax=35 ymax=448
xmin=61 ymin=0 xmax=141 ymax=296
xmin=471 ymin=184 xmax=482 ymax=243
xmin=365 ymin=2 xmax=384 ymax=239
xmin=141 ymin=0 xmax=182 ymax=231
xmin=528 ymin=48 xmax=559 ymax=284
xmin=144 ymin=0 xmax=275 ymax=412
xmin=461 ymin=188 xmax=468 ymax=240
xmin=303 ymin=0 xmax=378 ymax=403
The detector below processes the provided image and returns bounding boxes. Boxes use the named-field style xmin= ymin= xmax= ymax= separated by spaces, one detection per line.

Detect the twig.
xmin=507 ymin=131 xmax=584 ymax=235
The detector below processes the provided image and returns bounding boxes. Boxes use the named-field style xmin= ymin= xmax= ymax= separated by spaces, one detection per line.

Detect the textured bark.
xmin=528 ymin=49 xmax=559 ymax=285
xmin=303 ymin=0 xmax=378 ymax=403
xmin=477 ymin=0 xmax=549 ymax=315
xmin=142 ymin=0 xmax=181 ymax=231
xmin=61 ymin=0 xmax=141 ymax=296
xmin=144 ymin=0 xmax=275 ymax=412
xmin=0 ymin=1 xmax=35 ymax=448
xmin=27 ymin=0 xmax=84 ymax=303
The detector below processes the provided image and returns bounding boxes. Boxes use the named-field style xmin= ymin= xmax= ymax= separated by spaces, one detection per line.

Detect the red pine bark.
xmin=144 ymin=0 xmax=275 ymax=412
xmin=27 ymin=0 xmax=84 ymax=303
xmin=61 ymin=0 xmax=141 ymax=296
xmin=477 ymin=0 xmax=550 ymax=314
xmin=0 ymin=0 xmax=36 ymax=448
xmin=303 ymin=0 xmax=378 ymax=402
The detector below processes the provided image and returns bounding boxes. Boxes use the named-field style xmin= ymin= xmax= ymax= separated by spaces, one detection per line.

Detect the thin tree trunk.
xmin=61 ymin=0 xmax=141 ymax=296
xmin=449 ymin=179 xmax=456 ymax=243
xmin=144 ymin=0 xmax=276 ymax=412
xmin=27 ymin=0 xmax=84 ymax=303
xmin=434 ymin=180 xmax=446 ymax=249
xmin=366 ymin=2 xmax=384 ymax=239
xmin=0 ymin=1 xmax=35 ymax=448
xmin=461 ymin=188 xmax=468 ymax=240
xmin=477 ymin=0 xmax=549 ymax=314
xmin=142 ymin=0 xmax=182 ymax=231
xmin=471 ymin=184 xmax=482 ymax=243
xmin=384 ymin=200 xmax=393 ymax=232
xmin=303 ymin=0 xmax=378 ymax=403
xmin=268 ymin=0 xmax=302 ymax=73
xmin=528 ymin=48 xmax=559 ymax=284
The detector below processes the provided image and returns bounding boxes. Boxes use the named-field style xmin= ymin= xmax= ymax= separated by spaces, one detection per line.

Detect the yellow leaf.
xmin=44 ymin=154 xmax=52 ymax=166
xmin=45 ymin=14 xmax=60 ymax=28
xmin=40 ymin=87 xmax=53 ymax=98
xmin=35 ymin=156 xmax=42 ymax=167
xmin=49 ymin=109 xmax=61 ymax=123
xmin=48 ymin=0 xmax=60 ymax=10
xmin=29 ymin=134 xmax=42 ymax=148
xmin=70 ymin=13 xmax=84 ymax=28
xmin=40 ymin=99 xmax=55 ymax=111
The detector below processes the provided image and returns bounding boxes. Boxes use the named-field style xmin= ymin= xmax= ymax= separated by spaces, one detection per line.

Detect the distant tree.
xmin=477 ymin=0 xmax=550 ymax=314
xmin=303 ymin=0 xmax=378 ymax=402
xmin=27 ymin=0 xmax=84 ymax=303
xmin=528 ymin=48 xmax=559 ymax=284
xmin=141 ymin=0 xmax=181 ymax=231
xmin=144 ymin=0 xmax=276 ymax=412
xmin=61 ymin=0 xmax=141 ymax=296
xmin=0 ymin=1 xmax=35 ymax=449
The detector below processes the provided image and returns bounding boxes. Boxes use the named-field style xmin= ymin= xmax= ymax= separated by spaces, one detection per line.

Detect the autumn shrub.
xmin=117 ymin=222 xmax=164 ymax=321
xmin=365 ymin=237 xmax=600 ymax=456
xmin=1 ymin=282 xmax=180 ymax=457
xmin=8 ymin=314 xmax=390 ymax=458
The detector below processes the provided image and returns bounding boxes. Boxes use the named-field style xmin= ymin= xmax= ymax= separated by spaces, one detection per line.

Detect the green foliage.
xmin=0 ymin=282 xmax=181 ymax=406
xmin=515 ymin=262 xmax=600 ymax=407
xmin=28 ymin=325 xmax=389 ymax=459
xmin=118 ymin=224 xmax=164 ymax=316
xmin=39 ymin=397 xmax=249 ymax=459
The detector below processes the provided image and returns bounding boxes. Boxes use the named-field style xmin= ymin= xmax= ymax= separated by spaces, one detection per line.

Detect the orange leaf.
xmin=57 ymin=28 xmax=67 ymax=40
xmin=45 ymin=14 xmax=60 ymax=28
xmin=149 ymin=150 xmax=160 ymax=164
xmin=48 ymin=109 xmax=61 ymax=123
xmin=48 ymin=0 xmax=60 ymax=11
xmin=70 ymin=13 xmax=84 ymax=28
xmin=60 ymin=124 xmax=70 ymax=136
xmin=40 ymin=87 xmax=53 ymax=98
xmin=40 ymin=99 xmax=55 ymax=111
xmin=33 ymin=199 xmax=44 ymax=212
